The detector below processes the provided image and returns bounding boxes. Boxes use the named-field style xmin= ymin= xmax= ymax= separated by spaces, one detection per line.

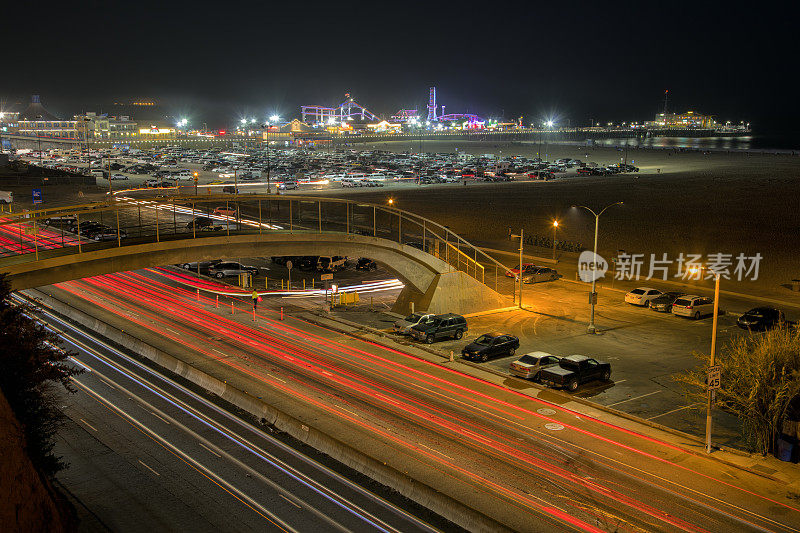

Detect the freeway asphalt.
xmin=28 ymin=297 xmax=449 ymax=533
xmin=29 ymin=269 xmax=800 ymax=532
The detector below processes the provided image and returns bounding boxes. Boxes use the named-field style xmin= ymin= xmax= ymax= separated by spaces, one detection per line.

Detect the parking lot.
xmin=336 ymin=275 xmax=780 ymax=447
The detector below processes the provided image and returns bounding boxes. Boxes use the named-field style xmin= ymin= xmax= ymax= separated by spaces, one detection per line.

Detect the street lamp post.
xmin=552 ymin=220 xmax=559 ymax=260
xmin=573 ymin=202 xmax=623 ymax=334
xmin=706 ymin=271 xmax=721 ymax=453
xmin=689 ymin=266 xmax=722 ymax=454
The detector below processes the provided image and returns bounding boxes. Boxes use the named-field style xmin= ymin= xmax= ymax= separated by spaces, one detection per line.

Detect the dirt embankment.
xmin=0 ymin=391 xmax=75 ymax=532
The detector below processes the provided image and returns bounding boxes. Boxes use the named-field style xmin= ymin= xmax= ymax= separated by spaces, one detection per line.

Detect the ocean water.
xmin=582 ymin=134 xmax=800 ymax=153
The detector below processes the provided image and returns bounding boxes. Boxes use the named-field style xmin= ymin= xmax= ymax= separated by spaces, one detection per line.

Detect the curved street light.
xmin=572 ymin=201 xmax=624 ymax=334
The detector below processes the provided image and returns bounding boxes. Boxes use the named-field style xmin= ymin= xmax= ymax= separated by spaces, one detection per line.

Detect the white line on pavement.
xmin=79 ymin=418 xmax=98 ymax=432
xmin=138 ymin=459 xmax=161 ymax=476
xmin=607 ymin=390 xmax=662 ymax=407
xmin=647 ymin=403 xmax=699 ymax=420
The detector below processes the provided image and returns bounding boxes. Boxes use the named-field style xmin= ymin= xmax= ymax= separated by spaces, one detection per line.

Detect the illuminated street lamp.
xmin=270 ymin=114 xmax=280 ymax=123
xmin=546 ymin=120 xmax=554 ymax=128
xmin=552 ymin=220 xmax=559 ymax=259
xmin=572 ymin=201 xmax=624 ymax=334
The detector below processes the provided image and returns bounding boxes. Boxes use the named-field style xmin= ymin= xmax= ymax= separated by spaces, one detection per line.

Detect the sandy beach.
xmin=326 ymin=140 xmax=800 ymax=296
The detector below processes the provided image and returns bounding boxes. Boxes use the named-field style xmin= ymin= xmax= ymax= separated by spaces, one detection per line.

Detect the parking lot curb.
xmin=303 ymin=311 xmax=789 ymax=484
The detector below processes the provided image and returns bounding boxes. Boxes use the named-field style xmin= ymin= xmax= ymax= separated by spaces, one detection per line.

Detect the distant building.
xmin=13 ymin=95 xmax=79 ymax=139
xmin=648 ymin=110 xmax=716 ymax=129
xmin=76 ymin=112 xmax=138 ymax=140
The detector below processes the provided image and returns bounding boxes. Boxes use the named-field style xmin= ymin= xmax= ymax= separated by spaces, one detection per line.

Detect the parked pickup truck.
xmin=538 ymin=354 xmax=611 ymax=391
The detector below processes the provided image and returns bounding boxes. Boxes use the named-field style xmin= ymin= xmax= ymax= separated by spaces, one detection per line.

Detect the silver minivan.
xmin=671 ymin=295 xmax=714 ymax=319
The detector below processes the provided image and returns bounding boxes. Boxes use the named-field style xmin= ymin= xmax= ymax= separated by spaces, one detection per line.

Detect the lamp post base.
xmin=587 ymin=324 xmax=597 ymax=334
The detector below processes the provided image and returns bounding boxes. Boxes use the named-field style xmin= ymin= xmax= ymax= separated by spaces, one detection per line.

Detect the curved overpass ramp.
xmin=2 ymin=231 xmax=508 ymax=315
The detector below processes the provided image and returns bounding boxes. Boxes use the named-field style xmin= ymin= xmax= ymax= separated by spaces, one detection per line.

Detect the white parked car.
xmin=109 ymin=173 xmax=129 ymax=180
xmin=671 ymin=295 xmax=715 ymax=319
xmin=625 ymin=287 xmax=663 ymax=306
xmin=393 ymin=313 xmax=436 ymax=335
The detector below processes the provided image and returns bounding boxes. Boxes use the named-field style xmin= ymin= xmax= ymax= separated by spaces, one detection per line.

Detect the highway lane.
xmin=33 ymin=269 xmax=800 ymax=532
xmin=23 ymin=295 xmax=446 ymax=533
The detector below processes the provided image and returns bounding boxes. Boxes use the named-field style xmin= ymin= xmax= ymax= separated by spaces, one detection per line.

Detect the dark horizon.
xmin=2 ymin=1 xmax=795 ymax=133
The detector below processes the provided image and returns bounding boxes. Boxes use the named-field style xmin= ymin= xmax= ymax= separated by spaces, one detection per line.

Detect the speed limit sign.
xmin=707 ymin=365 xmax=721 ymax=390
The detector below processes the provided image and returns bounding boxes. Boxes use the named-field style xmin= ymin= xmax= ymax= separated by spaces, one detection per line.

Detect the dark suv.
xmin=410 ymin=313 xmax=468 ymax=344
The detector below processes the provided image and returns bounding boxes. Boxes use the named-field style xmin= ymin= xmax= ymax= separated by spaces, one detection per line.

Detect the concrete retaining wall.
xmin=30 ymin=289 xmax=510 ymax=533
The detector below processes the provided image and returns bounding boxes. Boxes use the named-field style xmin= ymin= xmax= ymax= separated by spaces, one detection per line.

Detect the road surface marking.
xmin=647 ymin=403 xmax=698 ymax=420
xmin=607 ymin=390 xmax=662 ymax=407
xmin=79 ymin=418 xmax=98 ymax=432
xmin=265 ymin=373 xmax=287 ymax=383
xmin=334 ymin=404 xmax=360 ymax=417
xmin=165 ymin=327 xmax=181 ymax=336
xmin=99 ymin=378 xmax=115 ymax=388
xmin=199 ymin=442 xmax=222 ymax=457
xmin=138 ymin=459 xmax=161 ymax=476
xmin=417 ymin=443 xmax=453 ymax=460
xmin=279 ymin=494 xmax=302 ymax=509
xmin=150 ymin=411 xmax=171 ymax=425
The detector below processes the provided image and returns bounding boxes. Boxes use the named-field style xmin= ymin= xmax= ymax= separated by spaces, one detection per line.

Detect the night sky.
xmin=3 ymin=1 xmax=796 ymax=133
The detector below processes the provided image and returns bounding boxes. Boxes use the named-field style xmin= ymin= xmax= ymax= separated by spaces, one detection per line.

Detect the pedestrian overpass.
xmin=0 ymin=194 xmax=511 ymax=314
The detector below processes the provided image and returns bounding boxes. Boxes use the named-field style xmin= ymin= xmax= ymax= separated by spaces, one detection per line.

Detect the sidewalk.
xmin=303 ymin=306 xmax=800 ymax=488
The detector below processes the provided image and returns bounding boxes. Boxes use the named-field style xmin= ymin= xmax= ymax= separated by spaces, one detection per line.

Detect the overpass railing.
xmin=0 ymin=194 xmax=511 ymax=296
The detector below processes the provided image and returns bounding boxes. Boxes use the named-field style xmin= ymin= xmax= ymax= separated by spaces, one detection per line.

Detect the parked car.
xmin=509 ymin=352 xmax=561 ymax=381
xmin=213 ymin=206 xmax=236 ymax=217
xmin=648 ymin=292 xmax=685 ymax=312
xmin=87 ymin=228 xmax=128 ymax=241
xmin=625 ymin=287 xmax=663 ymax=306
xmin=539 ymin=355 xmax=612 ymax=391
xmin=181 ymin=259 xmax=223 ymax=274
xmin=207 ymin=261 xmax=259 ymax=278
xmin=109 ymin=174 xmax=129 ymax=180
xmin=355 ymin=258 xmax=378 ymax=271
xmin=737 ymin=306 xmax=787 ymax=331
xmin=75 ymin=221 xmax=107 ymax=237
xmin=461 ymin=333 xmax=520 ymax=362
xmin=44 ymin=214 xmax=77 ymax=227
xmin=279 ymin=180 xmax=298 ymax=190
xmin=316 ymin=256 xmax=346 ymax=272
xmin=393 ymin=313 xmax=436 ymax=335
xmin=187 ymin=216 xmax=215 ymax=229
xmin=506 ymin=263 xmax=538 ymax=278
xmin=521 ymin=267 xmax=560 ymax=283
xmin=410 ymin=313 xmax=468 ymax=344
xmin=671 ymin=295 xmax=715 ymax=319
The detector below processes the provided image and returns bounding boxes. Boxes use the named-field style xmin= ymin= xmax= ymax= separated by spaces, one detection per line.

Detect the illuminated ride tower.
xmin=427 ymin=87 xmax=437 ymax=122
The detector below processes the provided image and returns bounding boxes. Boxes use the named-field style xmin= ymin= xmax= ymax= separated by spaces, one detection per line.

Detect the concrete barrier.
xmin=28 ymin=289 xmax=511 ymax=533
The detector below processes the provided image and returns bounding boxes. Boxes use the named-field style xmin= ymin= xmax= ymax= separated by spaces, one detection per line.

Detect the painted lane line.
xmin=647 ymin=403 xmax=699 ymax=421
xmin=280 ymin=494 xmax=302 ymax=509
xmin=417 ymin=443 xmax=453 ymax=461
xmin=334 ymin=404 xmax=360 ymax=418
xmin=138 ymin=459 xmax=161 ymax=476
xmin=606 ymin=390 xmax=662 ymax=407
xmin=199 ymin=442 xmax=222 ymax=458
xmin=79 ymin=418 xmax=98 ymax=432
xmin=150 ymin=411 xmax=171 ymax=425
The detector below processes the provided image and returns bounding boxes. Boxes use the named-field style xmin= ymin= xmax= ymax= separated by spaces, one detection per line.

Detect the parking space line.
xmin=647 ymin=403 xmax=698 ymax=420
xmin=606 ymin=390 xmax=662 ymax=407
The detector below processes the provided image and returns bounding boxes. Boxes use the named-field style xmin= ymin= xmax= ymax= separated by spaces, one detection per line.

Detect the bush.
xmin=676 ymin=328 xmax=800 ymax=454
xmin=0 ymin=274 xmax=82 ymax=477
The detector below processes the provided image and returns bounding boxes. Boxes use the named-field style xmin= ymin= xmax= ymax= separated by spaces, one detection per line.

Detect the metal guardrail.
xmin=0 ymin=194 xmax=511 ymax=295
